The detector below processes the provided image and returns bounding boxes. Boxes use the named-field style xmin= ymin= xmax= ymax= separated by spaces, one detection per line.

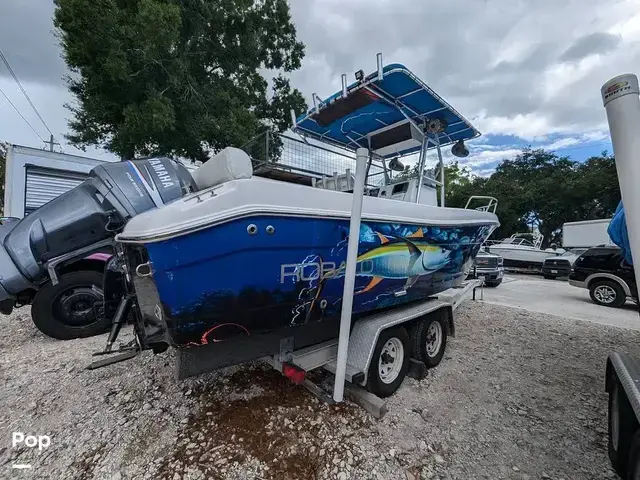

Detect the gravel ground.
xmin=1 ymin=301 xmax=639 ymax=480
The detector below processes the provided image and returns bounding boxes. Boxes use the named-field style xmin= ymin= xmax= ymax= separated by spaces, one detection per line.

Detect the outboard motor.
xmin=0 ymin=157 xmax=196 ymax=309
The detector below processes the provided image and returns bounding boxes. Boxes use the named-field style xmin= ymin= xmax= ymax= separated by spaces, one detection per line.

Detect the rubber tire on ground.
xmin=543 ymin=275 xmax=555 ymax=280
xmin=31 ymin=271 xmax=109 ymax=340
xmin=608 ymin=380 xmax=637 ymax=478
xmin=411 ymin=315 xmax=447 ymax=368
xmin=589 ymin=279 xmax=626 ymax=308
xmin=626 ymin=429 xmax=640 ymax=480
xmin=366 ymin=326 xmax=410 ymax=398
xmin=485 ymin=280 xmax=502 ymax=287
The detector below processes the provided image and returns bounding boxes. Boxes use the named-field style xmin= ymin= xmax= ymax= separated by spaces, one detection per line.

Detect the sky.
xmin=1 ymin=0 xmax=640 ymax=174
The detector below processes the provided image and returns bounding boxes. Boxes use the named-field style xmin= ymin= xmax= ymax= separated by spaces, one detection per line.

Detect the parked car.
xmin=467 ymin=249 xmax=504 ymax=287
xmin=569 ymin=246 xmax=637 ymax=307
xmin=542 ymin=248 xmax=588 ymax=279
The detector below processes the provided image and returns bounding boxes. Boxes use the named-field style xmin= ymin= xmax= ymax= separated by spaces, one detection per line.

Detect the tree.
xmin=443 ymin=148 xmax=621 ymax=245
xmin=54 ymin=0 xmax=307 ymax=161
xmin=443 ymin=161 xmax=475 ymax=206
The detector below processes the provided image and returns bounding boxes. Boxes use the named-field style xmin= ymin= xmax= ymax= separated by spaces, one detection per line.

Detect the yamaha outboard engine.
xmin=0 ymin=158 xmax=196 ymax=308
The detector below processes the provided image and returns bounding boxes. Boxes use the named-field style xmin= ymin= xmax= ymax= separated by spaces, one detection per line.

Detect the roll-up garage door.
xmin=25 ymin=167 xmax=88 ymax=214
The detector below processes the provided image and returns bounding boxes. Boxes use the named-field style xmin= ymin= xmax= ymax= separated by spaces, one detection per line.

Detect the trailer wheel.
xmin=31 ymin=271 xmax=109 ymax=340
xmin=626 ymin=430 xmax=640 ymax=480
xmin=366 ymin=327 xmax=410 ymax=398
xmin=609 ymin=381 xmax=636 ymax=478
xmin=411 ymin=315 xmax=447 ymax=368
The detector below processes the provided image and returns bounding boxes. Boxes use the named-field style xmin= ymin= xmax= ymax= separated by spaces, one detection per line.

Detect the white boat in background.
xmin=486 ymin=233 xmax=563 ymax=269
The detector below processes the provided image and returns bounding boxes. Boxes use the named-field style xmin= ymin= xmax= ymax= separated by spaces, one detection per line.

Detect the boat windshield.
xmin=500 ymin=237 xmax=534 ymax=247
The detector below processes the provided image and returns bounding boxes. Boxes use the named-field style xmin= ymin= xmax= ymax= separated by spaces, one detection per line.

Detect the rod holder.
xmin=312 ymin=93 xmax=319 ymax=114
xmin=602 ymin=74 xmax=640 ymax=285
xmin=342 ymin=74 xmax=348 ymax=97
xmin=376 ymin=53 xmax=383 ymax=81
xmin=290 ymin=109 xmax=297 ymax=129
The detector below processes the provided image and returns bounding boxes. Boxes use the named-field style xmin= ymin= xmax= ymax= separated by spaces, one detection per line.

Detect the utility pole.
xmin=44 ymin=134 xmax=59 ymax=152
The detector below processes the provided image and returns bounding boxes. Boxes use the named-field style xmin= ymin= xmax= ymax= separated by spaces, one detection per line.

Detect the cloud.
xmin=460 ymin=148 xmax=523 ymax=169
xmin=0 ymin=77 xmax=117 ymax=160
xmin=0 ymin=0 xmax=67 ymax=86
xmin=560 ymin=33 xmax=622 ymax=62
xmin=474 ymin=112 xmax=559 ymax=141
xmin=288 ymin=0 xmax=637 ymax=171
xmin=1 ymin=0 xmax=638 ymax=172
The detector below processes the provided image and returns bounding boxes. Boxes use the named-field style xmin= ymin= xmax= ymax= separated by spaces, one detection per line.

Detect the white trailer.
xmin=3 ymin=145 xmax=106 ymax=218
xmin=562 ymin=219 xmax=614 ymax=249
xmin=3 ymin=144 xmax=200 ymax=219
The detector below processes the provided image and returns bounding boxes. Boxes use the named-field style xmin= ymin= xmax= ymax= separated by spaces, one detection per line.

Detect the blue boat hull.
xmin=139 ymin=216 xmax=493 ymax=347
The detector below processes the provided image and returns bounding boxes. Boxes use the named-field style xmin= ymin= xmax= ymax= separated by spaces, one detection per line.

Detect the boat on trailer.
xmin=107 ymin=55 xmax=497 ymax=374
xmin=0 ymin=51 xmax=498 ymax=401
xmin=486 ymin=232 xmax=562 ymax=269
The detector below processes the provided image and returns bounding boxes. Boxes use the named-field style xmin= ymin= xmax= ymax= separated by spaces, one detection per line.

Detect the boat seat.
xmin=191 ymin=147 xmax=253 ymax=191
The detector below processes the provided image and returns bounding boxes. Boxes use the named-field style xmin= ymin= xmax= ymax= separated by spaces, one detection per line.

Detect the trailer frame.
xmin=262 ymin=279 xmax=481 ymax=418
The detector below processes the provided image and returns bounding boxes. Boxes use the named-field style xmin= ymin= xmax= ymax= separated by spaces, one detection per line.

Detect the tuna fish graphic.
xmin=335 ymin=228 xmax=452 ymax=293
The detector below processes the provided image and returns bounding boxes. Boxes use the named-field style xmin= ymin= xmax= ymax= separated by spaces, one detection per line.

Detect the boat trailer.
xmin=256 ymin=278 xmax=482 ymax=418
xmin=87 ymin=52 xmax=493 ymax=417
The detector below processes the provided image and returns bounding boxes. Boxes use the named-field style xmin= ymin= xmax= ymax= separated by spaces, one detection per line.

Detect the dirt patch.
xmin=71 ymin=442 xmax=108 ymax=480
xmin=158 ymin=365 xmax=368 ymax=479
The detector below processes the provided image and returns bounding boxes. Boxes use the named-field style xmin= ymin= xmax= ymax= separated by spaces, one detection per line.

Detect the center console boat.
xmin=0 ymin=55 xmax=500 ymax=377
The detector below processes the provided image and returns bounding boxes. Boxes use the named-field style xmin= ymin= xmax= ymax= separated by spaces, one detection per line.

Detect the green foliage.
xmin=54 ymin=0 xmax=307 ymax=161
xmin=444 ymin=148 xmax=621 ymax=245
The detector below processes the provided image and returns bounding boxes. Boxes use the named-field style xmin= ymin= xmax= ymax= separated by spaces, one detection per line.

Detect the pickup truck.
xmin=468 ymin=250 xmax=504 ymax=287
xmin=541 ymin=248 xmax=588 ymax=279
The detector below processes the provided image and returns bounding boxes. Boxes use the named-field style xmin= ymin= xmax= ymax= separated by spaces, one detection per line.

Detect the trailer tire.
xmin=366 ymin=327 xmax=410 ymax=398
xmin=609 ymin=381 xmax=636 ymax=478
xmin=626 ymin=430 xmax=640 ymax=480
xmin=31 ymin=271 xmax=109 ymax=340
xmin=411 ymin=315 xmax=447 ymax=368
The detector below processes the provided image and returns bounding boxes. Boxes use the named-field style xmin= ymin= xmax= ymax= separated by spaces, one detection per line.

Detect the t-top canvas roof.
xmin=294 ymin=63 xmax=480 ymax=158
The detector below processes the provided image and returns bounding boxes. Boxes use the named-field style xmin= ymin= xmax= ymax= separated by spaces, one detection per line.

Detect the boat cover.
xmin=295 ymin=63 xmax=480 ymax=157
xmin=608 ymin=201 xmax=632 ymax=264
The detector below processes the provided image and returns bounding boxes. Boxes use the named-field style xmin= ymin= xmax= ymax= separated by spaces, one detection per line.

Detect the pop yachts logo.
xmin=12 ymin=432 xmax=50 ymax=451
xmin=9 ymin=432 xmax=51 ymax=470
xmin=280 ymin=260 xmax=374 ymax=283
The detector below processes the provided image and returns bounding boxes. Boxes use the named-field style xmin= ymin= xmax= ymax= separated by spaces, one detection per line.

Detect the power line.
xmin=548 ymin=141 xmax=611 ymax=153
xmin=0 ymin=47 xmax=54 ymax=137
xmin=0 ymin=84 xmax=45 ymax=142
